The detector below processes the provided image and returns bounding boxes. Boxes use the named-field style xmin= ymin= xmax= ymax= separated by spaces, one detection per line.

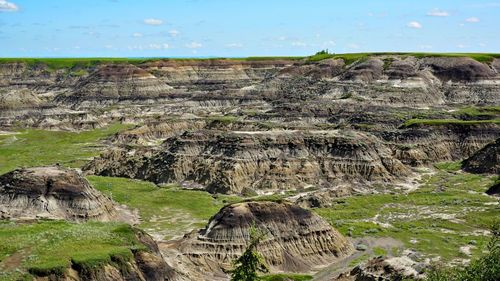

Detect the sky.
xmin=0 ymin=0 xmax=499 ymax=58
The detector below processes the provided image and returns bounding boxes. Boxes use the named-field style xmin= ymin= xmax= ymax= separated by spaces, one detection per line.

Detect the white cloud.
xmin=479 ymin=43 xmax=487 ymax=47
xmin=457 ymin=44 xmax=467 ymax=48
xmin=128 ymin=43 xmax=169 ymax=50
xmin=185 ymin=42 xmax=202 ymax=49
xmin=105 ymin=45 xmax=113 ymax=49
xmin=407 ymin=21 xmax=423 ymax=29
xmin=291 ymin=41 xmax=307 ymax=47
xmin=144 ymin=18 xmax=163 ymax=26
xmin=225 ymin=43 xmax=243 ymax=48
xmin=148 ymin=43 xmax=169 ymax=50
xmin=168 ymin=29 xmax=179 ymax=37
xmin=427 ymin=9 xmax=449 ymax=17
xmin=465 ymin=17 xmax=480 ymax=23
xmin=132 ymin=32 xmax=143 ymax=38
xmin=322 ymin=40 xmax=336 ymax=47
xmin=0 ymin=0 xmax=18 ymax=12
xmin=348 ymin=43 xmax=360 ymax=49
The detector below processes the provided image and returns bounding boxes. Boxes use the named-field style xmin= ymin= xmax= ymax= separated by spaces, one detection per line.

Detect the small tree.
xmin=230 ymin=225 xmax=269 ymax=281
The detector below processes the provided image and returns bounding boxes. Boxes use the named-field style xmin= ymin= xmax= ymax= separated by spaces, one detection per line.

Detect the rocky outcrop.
xmin=0 ymin=166 xmax=117 ymax=221
xmin=335 ymin=256 xmax=425 ymax=281
xmin=421 ymin=57 xmax=494 ymax=82
xmin=56 ymin=64 xmax=173 ymax=106
xmin=383 ymin=124 xmax=499 ymax=166
xmin=86 ymin=130 xmax=411 ymax=194
xmin=0 ymin=88 xmax=43 ymax=109
xmin=162 ymin=201 xmax=353 ymax=279
xmin=486 ymin=181 xmax=499 ymax=196
xmin=462 ymin=138 xmax=499 ymax=174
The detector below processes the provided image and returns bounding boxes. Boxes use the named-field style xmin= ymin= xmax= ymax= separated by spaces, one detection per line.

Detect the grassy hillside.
xmin=0 ymin=123 xmax=132 ymax=174
xmin=0 ymin=221 xmax=144 ymax=280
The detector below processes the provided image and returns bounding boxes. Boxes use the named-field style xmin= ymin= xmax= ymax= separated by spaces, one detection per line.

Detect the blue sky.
xmin=0 ymin=0 xmax=498 ymax=57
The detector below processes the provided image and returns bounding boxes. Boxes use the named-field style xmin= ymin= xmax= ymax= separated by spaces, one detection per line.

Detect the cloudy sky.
xmin=0 ymin=0 xmax=498 ymax=57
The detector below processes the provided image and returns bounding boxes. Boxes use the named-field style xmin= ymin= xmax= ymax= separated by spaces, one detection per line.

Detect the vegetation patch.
xmin=0 ymin=221 xmax=142 ymax=280
xmin=401 ymin=118 xmax=500 ymax=128
xmin=88 ymin=176 xmax=241 ymax=239
xmin=260 ymin=273 xmax=313 ymax=281
xmin=0 ymin=123 xmax=132 ymax=174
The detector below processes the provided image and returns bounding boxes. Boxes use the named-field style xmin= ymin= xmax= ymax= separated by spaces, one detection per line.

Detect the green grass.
xmin=260 ymin=273 xmax=313 ymax=281
xmin=349 ymin=254 xmax=370 ymax=267
xmin=0 ymin=123 xmax=132 ymax=174
xmin=307 ymin=52 xmax=500 ymax=64
xmin=0 ymin=220 xmax=145 ymax=280
xmin=402 ymin=118 xmax=500 ymax=128
xmin=315 ymin=167 xmax=499 ymax=261
xmin=88 ymin=176 xmax=241 ymax=239
xmin=434 ymin=161 xmax=462 ymax=172
xmin=0 ymin=58 xmax=153 ymax=70
xmin=454 ymin=106 xmax=500 ymax=118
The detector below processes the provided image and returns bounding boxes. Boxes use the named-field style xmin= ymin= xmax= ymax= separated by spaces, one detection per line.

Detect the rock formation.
xmin=86 ymin=130 xmax=411 ymax=194
xmin=334 ymin=256 xmax=426 ymax=281
xmin=161 ymin=201 xmax=353 ymax=279
xmin=462 ymin=138 xmax=499 ymax=174
xmin=56 ymin=64 xmax=173 ymax=106
xmin=0 ymin=166 xmax=117 ymax=221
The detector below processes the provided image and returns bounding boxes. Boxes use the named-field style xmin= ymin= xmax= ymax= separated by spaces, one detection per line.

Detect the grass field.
xmin=88 ymin=176 xmax=241 ymax=239
xmin=316 ymin=163 xmax=499 ymax=261
xmin=0 ymin=221 xmax=144 ymax=281
xmin=0 ymin=123 xmax=132 ymax=174
xmin=307 ymin=52 xmax=500 ymax=64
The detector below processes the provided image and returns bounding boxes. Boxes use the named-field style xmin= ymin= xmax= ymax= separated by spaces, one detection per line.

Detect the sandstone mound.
xmin=0 ymin=166 xmax=117 ymax=221
xmin=59 ymin=64 xmax=172 ymax=104
xmin=422 ymin=57 xmax=494 ymax=82
xmin=165 ymin=201 xmax=353 ymax=278
xmin=462 ymin=138 xmax=499 ymax=174
xmin=342 ymin=58 xmax=384 ymax=82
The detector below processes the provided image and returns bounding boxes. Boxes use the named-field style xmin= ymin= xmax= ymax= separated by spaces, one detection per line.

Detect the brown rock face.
xmin=0 ymin=166 xmax=117 ymax=221
xmin=57 ymin=64 xmax=173 ymax=105
xmin=86 ymin=130 xmax=411 ymax=194
xmin=462 ymin=138 xmax=499 ymax=174
xmin=163 ymin=201 xmax=353 ymax=279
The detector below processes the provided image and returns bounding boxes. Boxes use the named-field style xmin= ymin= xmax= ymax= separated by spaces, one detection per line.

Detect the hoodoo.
xmin=164 ymin=201 xmax=354 ymax=279
xmin=0 ymin=166 xmax=117 ymax=221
